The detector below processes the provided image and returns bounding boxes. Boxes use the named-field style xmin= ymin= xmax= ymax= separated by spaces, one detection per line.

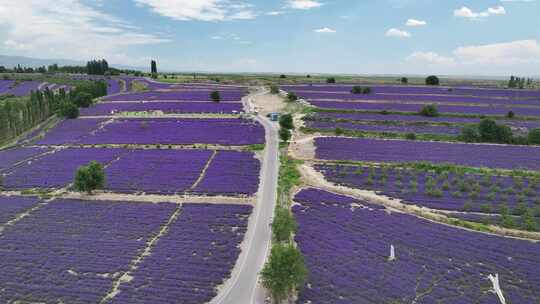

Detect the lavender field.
xmin=306 ymin=120 xmax=462 ymax=136
xmin=0 ymin=199 xmax=177 ymax=304
xmin=316 ymin=163 xmax=540 ymax=216
xmin=3 ymin=148 xmax=127 ymax=189
xmin=293 ymin=188 xmax=540 ymax=304
xmin=79 ymin=101 xmax=243 ymax=116
xmin=109 ymin=203 xmax=252 ymax=304
xmin=103 ymin=90 xmax=244 ymax=102
xmin=315 ymin=137 xmax=540 ymax=170
xmin=0 ymin=147 xmax=51 ymax=172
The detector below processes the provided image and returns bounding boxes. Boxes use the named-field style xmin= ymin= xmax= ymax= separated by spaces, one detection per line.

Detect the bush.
xmin=335 ymin=127 xmax=345 ymax=136
xmin=73 ymin=92 xmax=93 ymax=108
xmin=261 ymin=243 xmax=307 ymax=303
xmin=286 ymin=92 xmax=298 ymax=102
xmin=279 ymin=74 xmax=287 ymax=79
xmin=460 ymin=125 xmax=480 ymax=142
xmin=326 ymin=77 xmax=336 ymax=84
xmin=419 ymin=104 xmax=439 ymax=117
xmin=272 ymin=207 xmax=297 ymax=242
xmin=60 ymin=102 xmax=79 ymax=119
xmin=362 ymin=87 xmax=372 ymax=94
xmin=506 ymin=111 xmax=515 ymax=119
xmin=425 ymin=75 xmax=440 ymax=86
xmin=270 ymin=85 xmax=280 ymax=94
xmin=279 ymin=114 xmax=294 ymax=130
xmin=401 ymin=77 xmax=408 ymax=84
xmin=351 ymin=86 xmax=363 ymax=94
xmin=528 ymin=128 xmax=540 ymax=145
xmin=74 ymin=161 xmax=105 ymax=194
xmin=478 ymin=119 xmax=512 ymax=143
xmin=210 ymin=91 xmax=221 ymax=102
xmin=405 ymin=133 xmax=417 ymax=140
xmin=279 ymin=128 xmax=291 ymax=142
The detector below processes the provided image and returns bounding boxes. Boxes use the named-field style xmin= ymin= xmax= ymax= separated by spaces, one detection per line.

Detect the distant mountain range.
xmin=0 ymin=55 xmax=146 ymax=72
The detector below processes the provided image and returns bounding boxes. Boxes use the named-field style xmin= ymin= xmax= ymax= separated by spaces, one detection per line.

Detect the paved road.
xmin=210 ymin=89 xmax=279 ymax=304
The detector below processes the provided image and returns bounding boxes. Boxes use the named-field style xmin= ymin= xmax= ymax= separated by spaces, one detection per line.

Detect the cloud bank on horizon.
xmin=0 ymin=0 xmax=538 ymax=75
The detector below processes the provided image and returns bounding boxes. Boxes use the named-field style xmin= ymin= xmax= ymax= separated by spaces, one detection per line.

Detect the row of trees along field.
xmin=0 ymin=59 xmax=142 ymax=76
xmin=0 ymin=80 xmax=107 ymax=145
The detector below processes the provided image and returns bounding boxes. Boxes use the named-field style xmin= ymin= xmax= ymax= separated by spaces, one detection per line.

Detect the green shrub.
xmin=419 ymin=104 xmax=439 ymax=117
xmin=279 ymin=128 xmax=291 ymax=142
xmin=60 ymin=102 xmax=79 ymax=119
xmin=528 ymin=128 xmax=540 ymax=145
xmin=425 ymin=75 xmax=440 ymax=86
xmin=210 ymin=91 xmax=221 ymax=102
xmin=405 ymin=133 xmax=417 ymax=140
xmin=351 ymin=86 xmax=363 ymax=94
xmin=73 ymin=92 xmax=93 ymax=108
xmin=279 ymin=114 xmax=294 ymax=130
xmin=74 ymin=161 xmax=105 ymax=194
xmin=460 ymin=125 xmax=480 ymax=142
xmin=326 ymin=77 xmax=336 ymax=84
xmin=272 ymin=207 xmax=297 ymax=242
xmin=286 ymin=92 xmax=298 ymax=102
xmin=270 ymin=85 xmax=280 ymax=94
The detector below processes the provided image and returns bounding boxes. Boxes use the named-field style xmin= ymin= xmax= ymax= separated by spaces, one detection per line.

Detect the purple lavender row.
xmin=316 ymin=164 xmax=540 ymax=213
xmin=293 ymin=188 xmax=540 ymax=304
xmin=109 ymin=203 xmax=252 ymax=304
xmin=306 ymin=120 xmax=462 ymax=135
xmin=103 ymin=90 xmax=244 ymax=102
xmin=310 ymin=101 xmax=540 ymax=117
xmin=315 ymin=137 xmax=540 ymax=170
xmin=282 ymin=84 xmax=540 ymax=99
xmin=3 ymin=148 xmax=127 ymax=189
xmin=37 ymin=118 xmax=107 ymax=145
xmin=297 ymin=91 xmax=540 ymax=106
xmin=0 ymin=79 xmax=15 ymax=94
xmin=106 ymin=79 xmax=121 ymax=95
xmin=0 ymin=147 xmax=51 ymax=172
xmin=0 ymin=199 xmax=176 ymax=304
xmin=192 ymin=151 xmax=261 ymax=196
xmin=76 ymin=118 xmax=264 ymax=146
xmin=2 ymin=81 xmax=42 ymax=96
xmin=312 ymin=112 xmax=540 ymax=130
xmin=79 ymin=102 xmax=243 ymax=116
xmin=105 ymin=149 xmax=212 ymax=194
xmin=0 ymin=196 xmax=41 ymax=224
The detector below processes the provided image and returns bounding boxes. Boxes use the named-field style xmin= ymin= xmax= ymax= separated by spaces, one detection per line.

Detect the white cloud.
xmin=0 ymin=0 xmax=168 ymax=65
xmin=210 ymin=33 xmax=251 ymax=44
xmin=405 ymin=19 xmax=426 ymax=27
xmin=134 ymin=0 xmax=257 ymax=21
xmin=407 ymin=51 xmax=456 ymax=66
xmin=288 ymin=0 xmax=323 ymax=10
xmin=385 ymin=28 xmax=411 ymax=38
xmin=314 ymin=27 xmax=336 ymax=33
xmin=266 ymin=11 xmax=285 ymax=16
xmin=454 ymin=39 xmax=540 ymax=64
xmin=408 ymin=40 xmax=540 ymax=68
xmin=454 ymin=6 xmax=506 ymax=19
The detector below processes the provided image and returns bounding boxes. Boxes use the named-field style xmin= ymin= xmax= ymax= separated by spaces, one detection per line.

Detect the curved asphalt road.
xmin=210 ymin=89 xmax=279 ymax=304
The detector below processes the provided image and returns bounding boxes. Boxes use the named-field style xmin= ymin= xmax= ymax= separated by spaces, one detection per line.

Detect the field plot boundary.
xmin=297 ymin=162 xmax=540 ymax=241
xmin=99 ymin=204 xmax=183 ymax=303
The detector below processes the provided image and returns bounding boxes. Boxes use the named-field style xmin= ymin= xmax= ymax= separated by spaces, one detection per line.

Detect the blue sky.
xmin=0 ymin=0 xmax=539 ymax=75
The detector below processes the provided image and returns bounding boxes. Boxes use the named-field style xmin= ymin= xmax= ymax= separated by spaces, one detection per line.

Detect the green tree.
xmin=60 ymin=102 xmax=79 ymax=119
xmin=528 ymin=128 xmax=540 ymax=145
xmin=279 ymin=114 xmax=294 ymax=130
xmin=362 ymin=87 xmax=372 ymax=94
xmin=425 ymin=75 xmax=440 ymax=86
xmin=279 ymin=128 xmax=291 ymax=142
xmin=272 ymin=207 xmax=297 ymax=242
xmin=478 ymin=119 xmax=512 ymax=143
xmin=261 ymin=243 xmax=307 ymax=304
xmin=351 ymin=86 xmax=363 ymax=94
xmin=279 ymin=74 xmax=287 ymax=79
xmin=74 ymin=161 xmax=105 ymax=194
xmin=73 ymin=92 xmax=93 ymax=108
xmin=460 ymin=125 xmax=480 ymax=142
xmin=286 ymin=92 xmax=298 ymax=102
xmin=270 ymin=85 xmax=280 ymax=94
xmin=210 ymin=91 xmax=221 ymax=102
xmin=326 ymin=77 xmax=336 ymax=84
xmin=419 ymin=104 xmax=439 ymax=117
xmin=401 ymin=77 xmax=408 ymax=84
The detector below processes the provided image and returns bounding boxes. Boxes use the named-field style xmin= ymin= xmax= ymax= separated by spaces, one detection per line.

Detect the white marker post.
xmin=388 ymin=244 xmax=396 ymax=262
xmin=488 ymin=273 xmax=506 ymax=304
